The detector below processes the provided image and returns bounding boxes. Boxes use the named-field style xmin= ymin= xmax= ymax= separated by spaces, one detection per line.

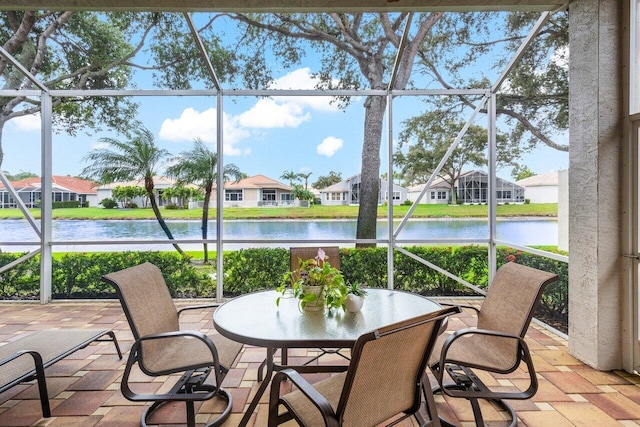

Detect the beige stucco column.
xmin=568 ymin=0 xmax=623 ymax=370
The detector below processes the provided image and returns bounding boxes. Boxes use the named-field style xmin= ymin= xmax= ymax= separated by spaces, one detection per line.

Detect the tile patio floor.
xmin=0 ymin=299 xmax=638 ymax=427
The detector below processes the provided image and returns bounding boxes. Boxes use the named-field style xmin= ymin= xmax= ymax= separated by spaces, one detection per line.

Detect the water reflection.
xmin=0 ymin=218 xmax=557 ymax=251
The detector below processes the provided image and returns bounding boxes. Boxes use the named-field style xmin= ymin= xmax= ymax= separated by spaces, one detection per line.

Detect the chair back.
xmin=290 ymin=247 xmax=341 ymax=281
xmin=337 ymin=306 xmax=459 ymax=427
xmin=471 ymin=262 xmax=557 ymax=372
xmin=290 ymin=247 xmax=341 ymax=271
xmin=478 ymin=262 xmax=558 ymax=337
xmin=103 ymin=263 xmax=180 ymax=371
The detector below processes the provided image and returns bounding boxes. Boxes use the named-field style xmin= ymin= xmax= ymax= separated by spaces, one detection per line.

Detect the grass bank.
xmin=0 ymin=203 xmax=557 ymax=220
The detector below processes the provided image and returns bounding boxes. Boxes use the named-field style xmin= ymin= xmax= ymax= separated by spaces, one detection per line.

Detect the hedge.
xmin=0 ymin=246 xmax=568 ymax=328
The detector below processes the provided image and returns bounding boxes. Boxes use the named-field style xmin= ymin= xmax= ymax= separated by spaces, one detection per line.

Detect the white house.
xmin=516 ymin=171 xmax=561 ymax=203
xmin=0 ymin=176 xmax=97 ymax=208
xmin=407 ymin=170 xmax=524 ymax=205
xmin=319 ymin=174 xmax=408 ymax=206
xmin=407 ymin=178 xmax=451 ymax=205
xmin=95 ymin=176 xmax=177 ymax=207
xmin=215 ymin=174 xmax=293 ymax=208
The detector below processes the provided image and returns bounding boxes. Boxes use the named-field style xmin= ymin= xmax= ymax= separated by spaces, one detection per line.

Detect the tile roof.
xmin=516 ymin=170 xmax=560 ymax=187
xmin=224 ymin=174 xmax=290 ymax=190
xmin=0 ymin=175 xmax=97 ymax=194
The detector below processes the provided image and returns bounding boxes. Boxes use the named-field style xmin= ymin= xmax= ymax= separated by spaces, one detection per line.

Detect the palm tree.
xmin=299 ymin=172 xmax=313 ymax=190
xmin=280 ymin=170 xmax=299 ymax=187
xmin=167 ymin=139 xmax=243 ymax=262
xmin=82 ymin=126 xmax=184 ymax=255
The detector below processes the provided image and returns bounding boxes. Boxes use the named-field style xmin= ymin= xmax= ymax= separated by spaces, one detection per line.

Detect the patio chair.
xmin=0 ymin=329 xmax=121 ymax=418
xmin=281 ymin=247 xmax=343 ymax=367
xmin=428 ymin=262 xmax=558 ymax=427
xmin=102 ymin=262 xmax=243 ymax=427
xmin=268 ymin=305 xmax=460 ymax=427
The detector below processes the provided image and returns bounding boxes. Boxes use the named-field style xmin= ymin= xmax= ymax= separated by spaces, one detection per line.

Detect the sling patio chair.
xmin=427 ymin=262 xmax=558 ymax=427
xmin=102 ymin=262 xmax=243 ymax=427
xmin=268 ymin=305 xmax=461 ymax=427
xmin=0 ymin=329 xmax=121 ymax=418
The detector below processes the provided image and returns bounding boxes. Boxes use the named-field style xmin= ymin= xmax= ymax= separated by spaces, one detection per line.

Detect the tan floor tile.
xmin=614 ymin=384 xmax=640 ymax=404
xmin=536 ymin=349 xmax=583 ymax=366
xmin=541 ymin=371 xmax=603 ymax=394
xmin=552 ymin=401 xmax=619 ymax=425
xmin=0 ymin=300 xmax=637 ymax=427
xmin=573 ymin=366 xmax=633 ymax=386
xmin=518 ymin=409 xmax=574 ymax=426
xmin=584 ymin=392 xmax=640 ymax=420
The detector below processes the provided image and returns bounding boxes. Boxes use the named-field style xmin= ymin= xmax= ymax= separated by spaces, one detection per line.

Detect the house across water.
xmin=407 ymin=170 xmax=525 ymax=205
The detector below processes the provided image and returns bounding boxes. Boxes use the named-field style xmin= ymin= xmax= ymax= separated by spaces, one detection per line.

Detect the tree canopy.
xmin=0 ymin=11 xmax=235 ymax=168
xmin=313 ymin=171 xmax=342 ymax=190
xmin=395 ymin=111 xmax=511 ymax=203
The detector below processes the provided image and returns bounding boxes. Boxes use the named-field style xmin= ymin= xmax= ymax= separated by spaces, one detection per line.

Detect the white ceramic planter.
xmin=344 ymin=294 xmax=365 ymax=313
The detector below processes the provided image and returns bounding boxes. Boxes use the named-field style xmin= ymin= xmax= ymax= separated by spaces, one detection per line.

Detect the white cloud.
xmin=269 ymin=68 xmax=341 ymax=112
xmin=10 ymin=113 xmax=40 ymax=131
xmin=157 ymin=68 xmax=344 ymax=158
xmin=317 ymin=136 xmax=343 ymax=157
xmin=159 ymin=108 xmax=217 ymax=142
xmin=238 ymin=98 xmax=310 ymax=129
xmin=158 ymin=107 xmax=250 ymax=156
xmin=90 ymin=141 xmax=111 ymax=150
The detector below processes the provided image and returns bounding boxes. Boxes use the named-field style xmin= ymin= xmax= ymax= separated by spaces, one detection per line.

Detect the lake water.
xmin=0 ymin=218 xmax=557 ymax=252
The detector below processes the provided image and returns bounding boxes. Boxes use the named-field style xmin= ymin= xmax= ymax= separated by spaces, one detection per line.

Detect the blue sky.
xmin=2 ymin=12 xmax=569 ymax=186
xmin=2 ymin=68 xmax=568 ymax=185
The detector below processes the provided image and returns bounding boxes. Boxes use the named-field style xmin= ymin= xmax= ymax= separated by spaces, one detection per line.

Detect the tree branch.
xmin=418 ymin=52 xmax=567 ymax=152
xmin=0 ymin=11 xmax=36 ymax=78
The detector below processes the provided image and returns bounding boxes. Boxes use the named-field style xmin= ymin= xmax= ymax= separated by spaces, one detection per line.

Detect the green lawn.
xmin=0 ymin=203 xmax=557 ymax=220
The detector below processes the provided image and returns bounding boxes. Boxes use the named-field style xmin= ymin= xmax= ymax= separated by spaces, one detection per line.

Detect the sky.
xmin=1 ymin=13 xmax=569 ymax=186
xmin=2 ymin=68 xmax=568 ymax=186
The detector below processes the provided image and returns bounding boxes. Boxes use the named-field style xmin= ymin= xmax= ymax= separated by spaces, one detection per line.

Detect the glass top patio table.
xmin=213 ymin=288 xmax=441 ymax=348
xmin=213 ymin=288 xmax=441 ymax=426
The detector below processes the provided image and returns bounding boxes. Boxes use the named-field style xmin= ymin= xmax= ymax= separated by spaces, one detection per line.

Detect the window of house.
xmin=331 ymin=192 xmax=342 ymax=201
xmin=281 ymin=193 xmax=293 ymax=202
xmin=262 ymin=189 xmax=276 ymax=201
xmin=225 ymin=190 xmax=243 ymax=201
xmin=431 ymin=191 xmax=449 ymax=200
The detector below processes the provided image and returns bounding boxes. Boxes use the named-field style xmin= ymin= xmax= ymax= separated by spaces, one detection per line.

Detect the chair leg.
xmin=468 ymin=397 xmax=484 ymax=427
xmin=415 ymin=373 xmax=443 ymax=427
xmin=186 ymin=401 xmax=196 ymax=427
xmin=139 ymin=388 xmax=232 ymax=427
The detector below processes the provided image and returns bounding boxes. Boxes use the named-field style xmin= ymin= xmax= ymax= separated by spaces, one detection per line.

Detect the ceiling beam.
xmin=0 ymin=0 xmax=568 ymax=12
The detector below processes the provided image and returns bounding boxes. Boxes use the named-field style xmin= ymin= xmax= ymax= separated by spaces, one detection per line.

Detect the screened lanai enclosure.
xmin=0 ymin=1 xmax=636 ymax=374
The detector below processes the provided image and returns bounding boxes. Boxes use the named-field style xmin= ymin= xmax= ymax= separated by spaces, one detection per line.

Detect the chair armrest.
xmin=438 ymin=302 xmax=481 ymax=315
xmin=129 ymin=330 xmax=220 ymax=376
xmin=436 ymin=327 xmax=537 ymax=400
xmin=122 ymin=330 xmax=223 ymax=402
xmin=134 ymin=330 xmax=219 ymax=364
xmin=439 ymin=327 xmax=527 ymax=371
xmin=177 ymin=303 xmax=219 ymax=318
xmin=270 ymin=369 xmax=338 ymax=427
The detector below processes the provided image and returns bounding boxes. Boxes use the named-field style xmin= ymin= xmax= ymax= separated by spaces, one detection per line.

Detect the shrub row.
xmin=0 ymin=246 xmax=568 ymax=326
xmin=52 ymin=201 xmax=89 ymax=209
xmin=0 ymin=252 xmax=213 ymax=299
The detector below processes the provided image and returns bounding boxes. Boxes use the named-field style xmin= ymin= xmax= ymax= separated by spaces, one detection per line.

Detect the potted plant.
xmin=344 ymin=282 xmax=367 ymax=313
xmin=277 ymin=248 xmax=347 ymax=312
